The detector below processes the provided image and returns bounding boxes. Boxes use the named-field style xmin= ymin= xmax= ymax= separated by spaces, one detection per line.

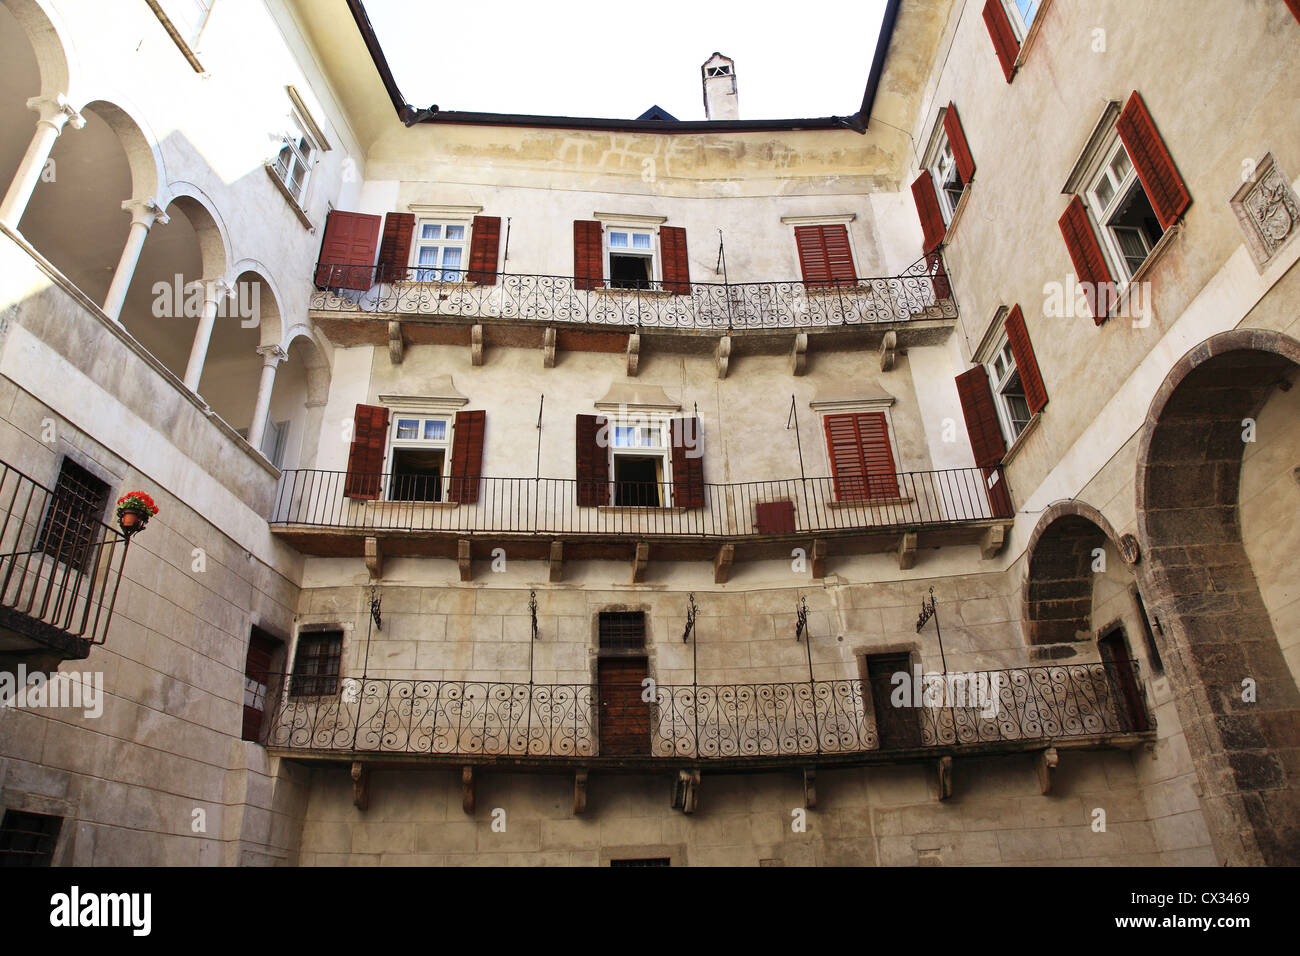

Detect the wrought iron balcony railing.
xmin=309 ymin=255 xmax=955 ymax=329
xmin=262 ymin=662 xmax=1152 ymax=761
xmin=0 ymin=462 xmax=128 ymax=654
xmin=271 ymin=468 xmax=1012 ymax=538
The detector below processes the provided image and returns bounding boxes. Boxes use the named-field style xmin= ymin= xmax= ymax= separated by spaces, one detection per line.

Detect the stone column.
xmin=247 ymin=345 xmax=286 ymax=453
xmin=183 ymin=278 xmax=234 ymax=391
xmin=102 ymin=198 xmax=169 ymax=322
xmin=0 ymin=94 xmax=85 ymax=230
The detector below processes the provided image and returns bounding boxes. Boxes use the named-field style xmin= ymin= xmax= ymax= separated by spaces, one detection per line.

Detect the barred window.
xmin=598 ymin=611 xmax=646 ymax=650
xmin=36 ymin=459 xmax=109 ymax=573
xmin=289 ymin=631 xmax=343 ymax=697
xmin=0 ymin=810 xmax=62 ymax=867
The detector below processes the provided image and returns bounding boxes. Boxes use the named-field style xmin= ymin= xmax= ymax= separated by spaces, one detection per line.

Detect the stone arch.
xmin=283 ymin=326 xmax=331 ymax=405
xmin=1135 ymin=328 xmax=1300 ymax=866
xmin=79 ymin=96 xmax=165 ymax=203
xmin=164 ymin=184 xmax=231 ymax=283
xmin=1 ymin=0 xmax=77 ymax=101
xmin=228 ymin=257 xmax=285 ymax=349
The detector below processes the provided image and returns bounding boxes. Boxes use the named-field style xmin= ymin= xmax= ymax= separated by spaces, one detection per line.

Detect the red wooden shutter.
xmin=670 ymin=417 xmax=705 ymax=508
xmin=315 ymin=210 xmax=381 ymax=290
xmin=755 ymin=500 xmax=797 ymax=535
xmin=794 ymin=225 xmax=856 ymax=287
xmin=241 ymin=629 xmax=278 ymax=742
xmin=955 ymin=367 xmax=1006 ymax=468
xmin=911 ymin=171 xmax=947 ymax=253
xmin=447 ymin=409 xmax=486 ymax=503
xmin=574 ymin=220 xmax=604 ymax=290
xmin=468 ymin=215 xmax=502 ymax=285
xmin=344 ymin=404 xmax=389 ymax=499
xmin=575 ymin=414 xmax=609 ymax=506
xmin=1058 ymin=195 xmax=1114 ymax=324
xmin=1116 ymin=91 xmax=1190 ymax=230
xmin=660 ymin=226 xmax=691 ymax=295
xmin=982 ymin=0 xmax=1020 ymax=83
xmin=1003 ymin=305 xmax=1048 ymax=415
xmin=377 ymin=212 xmax=415 ymax=283
xmin=944 ymin=102 xmax=976 ymax=184
xmin=858 ymin=413 xmax=899 ymax=498
xmin=825 ymin=413 xmax=898 ymax=501
xmin=1287 ymin=0 xmax=1300 ymax=23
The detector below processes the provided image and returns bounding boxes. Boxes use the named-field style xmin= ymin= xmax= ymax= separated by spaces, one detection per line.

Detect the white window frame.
xmin=273 ymin=108 xmax=317 ymax=209
xmin=603 ymin=224 xmax=661 ymax=290
xmin=410 ymin=218 xmax=473 ymax=282
xmin=1003 ymin=0 xmax=1041 ymax=39
xmin=607 ymin=413 xmax=673 ymax=506
xmin=985 ymin=331 xmax=1032 ymax=445
xmin=930 ymin=135 xmax=964 ymax=224
xmin=1084 ymin=137 xmax=1163 ymax=285
xmin=385 ymin=413 xmax=454 ymax=502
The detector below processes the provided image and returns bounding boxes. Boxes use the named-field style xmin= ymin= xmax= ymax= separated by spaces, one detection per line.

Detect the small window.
xmin=608 ymin=418 xmax=668 ymax=506
xmin=1086 ymin=140 xmax=1164 ymax=282
xmin=986 ymin=334 xmax=1032 ymax=444
xmin=1004 ymin=0 xmax=1040 ymax=37
xmin=36 ymin=459 xmax=110 ymax=573
xmin=598 ymin=611 xmax=647 ymax=650
xmin=610 ymin=857 xmax=670 ymax=866
xmin=0 ymin=810 xmax=62 ymax=867
xmin=273 ymin=109 xmax=316 ymax=207
xmin=387 ymin=414 xmax=452 ymax=502
xmin=413 ymin=220 xmax=470 ymax=281
xmin=289 ymin=631 xmax=343 ymax=698
xmin=606 ymin=227 xmax=657 ymax=290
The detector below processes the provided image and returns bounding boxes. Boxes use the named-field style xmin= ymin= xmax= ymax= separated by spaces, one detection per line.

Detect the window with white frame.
xmin=1086 ymin=139 xmax=1164 ymax=283
xmin=610 ymin=417 xmax=670 ymax=506
xmin=412 ymin=220 xmax=470 ymax=281
xmin=387 ymin=414 xmax=452 ymax=502
xmin=606 ymin=226 xmax=658 ymax=290
xmin=273 ymin=109 xmax=316 ymax=208
xmin=987 ymin=333 xmax=1032 ymax=444
xmin=1004 ymin=0 xmax=1041 ymax=38
xmin=926 ymin=131 xmax=965 ymax=223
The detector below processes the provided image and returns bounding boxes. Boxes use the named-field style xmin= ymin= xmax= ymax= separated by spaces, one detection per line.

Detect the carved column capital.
xmin=26 ymin=94 xmax=84 ymax=133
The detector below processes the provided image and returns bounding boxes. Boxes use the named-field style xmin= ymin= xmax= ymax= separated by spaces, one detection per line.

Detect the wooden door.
xmin=598 ymin=657 xmax=650 ymax=756
xmin=242 ymin=629 xmax=279 ymax=742
xmin=867 ymin=653 xmax=922 ymax=749
xmin=1098 ymin=630 xmax=1149 ymax=732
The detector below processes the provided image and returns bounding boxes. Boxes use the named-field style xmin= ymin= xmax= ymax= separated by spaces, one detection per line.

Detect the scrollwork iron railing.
xmin=262 ymin=663 xmax=1151 ymax=760
xmin=308 ymin=255 xmax=955 ymax=329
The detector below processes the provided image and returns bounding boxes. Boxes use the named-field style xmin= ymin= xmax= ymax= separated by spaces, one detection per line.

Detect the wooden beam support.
xmin=980 ymin=523 xmax=1007 ymax=560
xmin=458 ymin=539 xmax=472 ymax=582
xmin=387 ymin=320 xmax=404 ymax=364
xmin=631 ymin=541 xmax=650 ymax=584
xmin=936 ymin=755 xmax=953 ymax=801
xmin=713 ymin=543 xmax=735 ymax=584
xmin=1037 ymin=747 xmax=1059 ymax=795
xmin=573 ymin=770 xmax=588 ymax=814
xmin=548 ymin=540 xmax=564 ymax=582
xmin=803 ymin=767 xmax=817 ymax=810
xmin=879 ymin=329 xmax=898 ymax=372
xmin=790 ymin=332 xmax=808 ymax=375
xmin=810 ymin=539 xmax=827 ymax=579
xmin=364 ymin=536 xmax=382 ymax=581
xmin=715 ymin=335 xmax=731 ymax=379
xmin=672 ymin=769 xmax=701 ymax=814
xmin=542 ymin=327 xmax=557 ymax=368
xmin=470 ymin=323 xmax=484 ymax=366
xmin=461 ymin=765 xmax=475 ymax=814
xmin=626 ymin=332 xmax=641 ymax=377
xmin=897 ymin=531 xmax=917 ymax=571
xmin=351 ymin=762 xmax=369 ymax=811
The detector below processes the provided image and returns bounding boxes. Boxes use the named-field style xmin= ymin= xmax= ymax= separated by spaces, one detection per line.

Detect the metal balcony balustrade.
xmin=271 ymin=468 xmax=1011 ymax=539
xmin=308 ymin=255 xmax=956 ymax=329
xmin=0 ymin=462 xmax=128 ymax=658
xmin=261 ymin=662 xmax=1152 ymax=762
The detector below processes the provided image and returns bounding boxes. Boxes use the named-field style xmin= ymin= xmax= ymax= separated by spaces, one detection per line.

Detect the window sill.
xmin=827 ymin=496 xmax=914 ymax=509
xmin=594 ymin=287 xmax=677 ymax=298
xmin=1105 ymin=221 xmax=1182 ymax=322
xmin=597 ymin=505 xmax=687 ymax=515
xmin=397 ymin=279 xmax=481 ymax=288
xmin=942 ymin=185 xmax=973 ymax=246
xmin=1001 ymin=410 xmax=1043 ymax=466
xmin=1012 ymin=0 xmax=1054 ymax=71
xmin=264 ymin=163 xmax=314 ymax=231
xmin=366 ymin=500 xmax=461 ymax=510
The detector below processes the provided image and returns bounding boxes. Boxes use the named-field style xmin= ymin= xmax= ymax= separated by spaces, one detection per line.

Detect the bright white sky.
xmin=363 ymin=0 xmax=889 ymax=121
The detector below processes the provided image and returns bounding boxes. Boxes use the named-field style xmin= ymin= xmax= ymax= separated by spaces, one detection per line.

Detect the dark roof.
xmin=346 ymin=0 xmax=901 ymax=135
xmin=637 ymin=105 xmax=679 ymax=123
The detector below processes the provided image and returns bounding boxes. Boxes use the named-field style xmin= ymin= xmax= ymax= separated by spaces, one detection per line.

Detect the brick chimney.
xmin=701 ymin=53 xmax=739 ymax=121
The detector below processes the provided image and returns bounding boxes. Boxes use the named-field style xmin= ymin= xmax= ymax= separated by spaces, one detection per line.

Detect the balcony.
xmin=262 ymin=663 xmax=1154 ymax=773
xmin=270 ymin=468 xmax=1014 ymax=574
xmin=308 ymin=257 xmax=957 ymax=363
xmin=0 ymin=462 xmax=129 ymax=668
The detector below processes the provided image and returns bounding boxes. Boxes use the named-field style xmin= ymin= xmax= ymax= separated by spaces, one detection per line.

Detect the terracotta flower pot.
xmin=118 ymin=508 xmax=148 ymax=531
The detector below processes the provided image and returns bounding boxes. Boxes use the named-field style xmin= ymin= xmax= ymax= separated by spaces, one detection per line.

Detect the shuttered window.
xmin=574 ymin=220 xmax=604 ymax=290
xmin=982 ymin=0 xmax=1021 ymax=82
xmin=659 ymin=226 xmax=691 ymax=295
xmin=824 ymin=412 xmax=899 ymax=501
xmin=377 ymin=211 xmax=415 ymax=283
xmin=1115 ymin=92 xmax=1190 ymax=230
xmin=955 ymin=366 xmax=1007 ymax=469
xmin=575 ymin=414 xmax=610 ymax=506
xmin=670 ymin=417 xmax=705 ymax=508
xmin=344 ymin=404 xmax=389 ymax=500
xmin=467 ymin=215 xmax=502 ymax=285
xmin=943 ymin=103 xmax=976 ymax=185
xmin=447 ymin=409 xmax=486 ymax=503
xmin=1057 ymin=195 xmax=1114 ymax=324
xmin=1003 ymin=305 xmax=1048 ymax=415
xmin=242 ymin=628 xmax=279 ymax=743
xmin=910 ymin=171 xmax=947 ymax=253
xmin=315 ymin=210 xmax=381 ymax=290
xmin=794 ymin=224 xmax=857 ymax=287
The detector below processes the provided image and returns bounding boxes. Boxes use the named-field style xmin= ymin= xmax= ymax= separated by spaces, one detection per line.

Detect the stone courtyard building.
xmin=0 ymin=0 xmax=1297 ymax=866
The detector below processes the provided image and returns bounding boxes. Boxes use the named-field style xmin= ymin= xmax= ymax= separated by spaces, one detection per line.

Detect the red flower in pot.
xmin=115 ymin=491 xmax=159 ymax=535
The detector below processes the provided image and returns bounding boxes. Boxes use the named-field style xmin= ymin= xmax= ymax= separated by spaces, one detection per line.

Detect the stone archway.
xmin=1136 ymin=328 xmax=1300 ymax=866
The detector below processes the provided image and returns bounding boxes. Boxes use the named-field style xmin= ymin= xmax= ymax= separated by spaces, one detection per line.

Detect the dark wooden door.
xmin=242 ymin=630 xmax=279 ymax=742
xmin=599 ymin=657 xmax=650 ymax=756
xmin=1098 ymin=630 xmax=1149 ymax=732
xmin=867 ymin=653 xmax=922 ymax=749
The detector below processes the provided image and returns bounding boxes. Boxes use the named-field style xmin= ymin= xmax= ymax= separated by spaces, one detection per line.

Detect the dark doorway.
xmin=1098 ymin=628 xmax=1149 ymax=732
xmin=242 ymin=627 xmax=281 ymax=742
xmin=613 ymin=456 xmax=661 ymax=506
xmin=597 ymin=611 xmax=651 ymax=756
xmin=866 ymin=653 xmax=922 ymax=749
